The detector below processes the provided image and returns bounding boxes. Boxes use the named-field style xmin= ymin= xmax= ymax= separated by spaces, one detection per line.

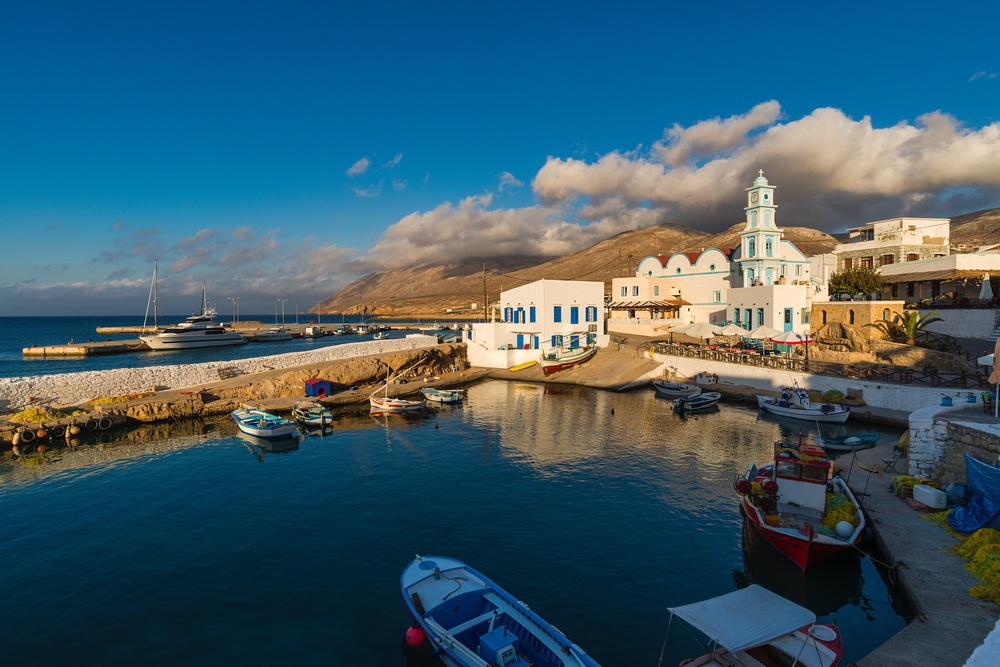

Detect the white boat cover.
xmin=668 ymin=585 xmax=816 ymax=653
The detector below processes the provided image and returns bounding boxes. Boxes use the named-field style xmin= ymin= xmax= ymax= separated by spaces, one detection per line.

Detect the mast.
xmin=143 ymin=260 xmax=158 ymax=331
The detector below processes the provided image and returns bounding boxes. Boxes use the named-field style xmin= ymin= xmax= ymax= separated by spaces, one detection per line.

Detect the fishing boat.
xmin=292 ymin=401 xmax=333 ymax=427
xmin=538 ymin=344 xmax=597 ymax=376
xmin=813 ymin=432 xmax=880 ymax=452
xmin=653 ymin=380 xmax=702 ymax=398
xmin=672 ymin=391 xmax=721 ymax=415
xmin=756 ymin=387 xmax=850 ymax=424
xmin=140 ymin=280 xmax=247 ymax=350
xmin=666 ymin=585 xmax=845 ymax=667
xmin=231 ymin=407 xmax=299 ymax=438
xmin=421 ymin=387 xmax=465 ymax=404
xmin=400 ymin=555 xmax=602 ymax=667
xmin=255 ymin=327 xmax=293 ymax=342
xmin=734 ymin=436 xmax=866 ymax=572
xmin=370 ymin=395 xmax=425 ymax=413
xmin=303 ymin=326 xmax=326 ymax=338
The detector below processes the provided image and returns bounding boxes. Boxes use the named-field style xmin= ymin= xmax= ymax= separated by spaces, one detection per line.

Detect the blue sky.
xmin=2 ymin=1 xmax=998 ymax=316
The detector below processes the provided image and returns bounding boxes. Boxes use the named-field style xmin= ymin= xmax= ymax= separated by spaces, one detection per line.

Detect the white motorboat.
xmin=140 ymin=282 xmax=246 ymax=350
xmin=673 ymin=391 xmax=722 ymax=414
xmin=303 ymin=326 xmax=326 ymax=338
xmin=255 ymin=327 xmax=293 ymax=342
xmin=370 ymin=395 xmax=425 ymax=413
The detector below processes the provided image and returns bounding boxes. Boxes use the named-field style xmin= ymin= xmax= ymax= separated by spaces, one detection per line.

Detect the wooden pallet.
xmin=216 ymin=366 xmax=242 ymax=380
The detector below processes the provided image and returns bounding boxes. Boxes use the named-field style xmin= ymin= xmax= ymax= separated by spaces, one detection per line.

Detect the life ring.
xmin=19 ymin=429 xmax=35 ymax=443
xmin=98 ymin=417 xmax=113 ymax=430
xmin=84 ymin=418 xmax=98 ymax=431
xmin=50 ymin=424 xmax=66 ymax=439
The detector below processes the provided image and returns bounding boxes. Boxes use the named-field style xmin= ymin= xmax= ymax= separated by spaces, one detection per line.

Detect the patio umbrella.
xmin=770 ymin=331 xmax=814 ymax=345
xmin=980 ymin=274 xmax=994 ymax=301
xmin=746 ymin=325 xmax=781 ymax=340
xmin=718 ymin=323 xmax=747 ymax=336
xmin=681 ymin=322 xmax=723 ymax=343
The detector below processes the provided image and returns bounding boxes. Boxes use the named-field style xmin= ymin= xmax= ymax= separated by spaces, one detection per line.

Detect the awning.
xmin=880 ymin=269 xmax=992 ymax=284
xmin=608 ymin=299 xmax=691 ymax=308
xmin=668 ymin=585 xmax=816 ymax=653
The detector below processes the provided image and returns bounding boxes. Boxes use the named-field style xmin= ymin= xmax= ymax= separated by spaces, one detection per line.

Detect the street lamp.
xmin=227 ymin=296 xmax=239 ymax=324
xmin=295 ymin=302 xmax=299 ymax=325
xmin=279 ymin=299 xmax=288 ymax=325
xmin=314 ymin=301 xmax=322 ymax=324
xmin=274 ymin=299 xmax=280 ymax=325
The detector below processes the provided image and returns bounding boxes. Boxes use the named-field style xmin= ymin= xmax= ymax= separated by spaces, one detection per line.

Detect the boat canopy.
xmin=668 ymin=585 xmax=816 ymax=653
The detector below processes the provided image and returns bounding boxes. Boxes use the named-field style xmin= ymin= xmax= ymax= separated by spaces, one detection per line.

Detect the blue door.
xmin=516 ymin=334 xmax=524 ymax=349
xmin=783 ymin=308 xmax=793 ymax=332
xmin=570 ymin=306 xmax=579 ymax=324
xmin=532 ymin=335 xmax=539 ymax=349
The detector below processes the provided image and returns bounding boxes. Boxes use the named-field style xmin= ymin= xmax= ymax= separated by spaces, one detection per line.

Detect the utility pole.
xmin=295 ymin=302 xmax=299 ymax=324
xmin=482 ymin=263 xmax=488 ymax=323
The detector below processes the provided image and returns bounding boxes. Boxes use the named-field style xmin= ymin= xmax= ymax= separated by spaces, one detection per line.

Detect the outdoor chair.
xmin=882 ymin=444 xmax=906 ymax=472
xmin=985 ymin=392 xmax=995 ymax=415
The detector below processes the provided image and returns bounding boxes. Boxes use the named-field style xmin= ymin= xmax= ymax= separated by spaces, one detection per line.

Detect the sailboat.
xmin=369 ymin=360 xmax=425 ymax=413
xmin=140 ymin=274 xmax=247 ymax=351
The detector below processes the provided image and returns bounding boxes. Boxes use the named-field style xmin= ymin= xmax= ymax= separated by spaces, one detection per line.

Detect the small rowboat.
xmin=231 ymin=407 xmax=298 ymax=438
xmin=401 ymin=555 xmax=602 ymax=667
xmin=538 ymin=344 xmax=597 ymax=376
xmin=813 ymin=432 xmax=880 ymax=452
xmin=420 ymin=387 xmax=465 ymax=404
xmin=370 ymin=395 xmax=425 ymax=413
xmin=652 ymin=380 xmax=701 ymax=398
xmin=673 ymin=391 xmax=721 ymax=414
xmin=756 ymin=387 xmax=850 ymax=424
xmin=292 ymin=401 xmax=333 ymax=427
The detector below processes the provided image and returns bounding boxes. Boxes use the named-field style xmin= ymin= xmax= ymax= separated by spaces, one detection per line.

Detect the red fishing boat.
xmin=538 ymin=344 xmax=597 ymax=376
xmin=734 ymin=436 xmax=865 ymax=572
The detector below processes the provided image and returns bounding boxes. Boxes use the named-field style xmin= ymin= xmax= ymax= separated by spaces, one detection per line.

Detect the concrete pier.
xmin=23 ymin=340 xmax=147 ymax=356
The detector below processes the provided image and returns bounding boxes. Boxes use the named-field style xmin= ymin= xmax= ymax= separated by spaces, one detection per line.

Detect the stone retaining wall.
xmin=941 ymin=422 xmax=1000 ymax=482
xmin=908 ymin=403 xmax=1000 ymax=481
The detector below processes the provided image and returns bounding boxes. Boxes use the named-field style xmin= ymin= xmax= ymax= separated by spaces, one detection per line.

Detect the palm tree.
xmin=868 ymin=310 xmax=944 ymax=345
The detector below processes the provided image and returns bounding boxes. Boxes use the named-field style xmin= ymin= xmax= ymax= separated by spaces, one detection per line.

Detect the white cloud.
xmin=498 ymin=171 xmax=524 ymax=192
xmin=383 ymin=153 xmax=403 ymax=168
xmin=654 ymin=100 xmax=782 ymax=166
xmin=970 ymin=71 xmax=997 ymax=81
xmin=347 ymin=156 xmax=370 ymax=177
xmin=352 ymin=180 xmax=383 ymax=198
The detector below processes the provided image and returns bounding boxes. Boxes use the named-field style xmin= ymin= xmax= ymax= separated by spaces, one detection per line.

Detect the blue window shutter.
xmin=570 ymin=306 xmax=579 ymax=324
xmin=529 ymin=306 xmax=536 ymax=322
xmin=554 ymin=306 xmax=562 ymax=322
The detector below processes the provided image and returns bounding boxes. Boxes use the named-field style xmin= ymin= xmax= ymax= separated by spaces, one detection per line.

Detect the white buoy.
xmin=836 ymin=520 xmax=854 ymax=538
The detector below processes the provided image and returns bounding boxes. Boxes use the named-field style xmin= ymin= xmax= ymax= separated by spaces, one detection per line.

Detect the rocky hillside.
xmin=320 ymin=207 xmax=998 ymax=318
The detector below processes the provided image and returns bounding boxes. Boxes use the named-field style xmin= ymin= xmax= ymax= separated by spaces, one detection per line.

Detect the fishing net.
xmin=823 ymin=492 xmax=859 ymax=529
xmin=947 ymin=528 xmax=1000 ymax=603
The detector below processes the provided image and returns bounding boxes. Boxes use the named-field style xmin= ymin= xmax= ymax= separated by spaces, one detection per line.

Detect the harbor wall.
xmin=0 ymin=335 xmax=440 ymax=410
xmin=908 ymin=403 xmax=1000 ymax=480
xmin=651 ymin=352 xmax=974 ymax=414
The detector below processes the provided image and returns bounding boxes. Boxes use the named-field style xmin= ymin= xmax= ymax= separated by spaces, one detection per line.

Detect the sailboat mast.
xmin=143 ymin=260 xmax=158 ymax=331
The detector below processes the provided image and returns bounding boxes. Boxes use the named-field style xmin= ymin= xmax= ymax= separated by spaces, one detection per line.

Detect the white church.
xmin=609 ymin=171 xmax=825 ymax=335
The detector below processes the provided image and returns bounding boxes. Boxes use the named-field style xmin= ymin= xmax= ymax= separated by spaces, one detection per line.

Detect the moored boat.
xmin=756 ymin=387 xmax=849 ymax=424
xmin=370 ymin=395 xmax=425 ymax=413
xmin=667 ymin=584 xmax=845 ymax=666
xmin=292 ymin=401 xmax=333 ymax=427
xmin=734 ymin=436 xmax=865 ymax=572
xmin=813 ymin=432 xmax=879 ymax=452
xmin=140 ymin=282 xmax=247 ymax=351
xmin=400 ymin=555 xmax=602 ymax=667
xmin=653 ymin=380 xmax=702 ymax=398
xmin=303 ymin=326 xmax=326 ymax=338
xmin=421 ymin=387 xmax=465 ymax=404
xmin=255 ymin=327 xmax=293 ymax=342
xmin=231 ymin=407 xmax=299 ymax=438
xmin=538 ymin=344 xmax=597 ymax=376
xmin=673 ymin=391 xmax=721 ymax=415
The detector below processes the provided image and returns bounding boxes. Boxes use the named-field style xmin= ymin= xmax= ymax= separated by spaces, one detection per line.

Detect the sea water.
xmin=0 ymin=380 xmax=908 ymax=665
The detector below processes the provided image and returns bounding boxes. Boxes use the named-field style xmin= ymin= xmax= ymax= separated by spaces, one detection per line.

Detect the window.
xmin=586 ymin=306 xmax=597 ymax=322
xmin=907 ymin=253 xmax=919 ymax=262
xmin=570 ymin=306 xmax=579 ymax=325
xmin=756 ymin=308 xmax=764 ymax=328
xmin=676 ymin=268 xmax=682 ymax=274
xmin=844 ymin=258 xmax=853 ymax=270
xmin=713 ymin=291 xmax=721 ymax=303
xmin=784 ymin=309 xmax=792 ymax=324
xmin=883 ymin=309 xmax=890 ymax=321
xmin=880 ymin=254 xmax=894 ymax=266
xmin=529 ymin=306 xmax=536 ymax=323
xmin=553 ymin=306 xmax=562 ymax=323
xmin=765 ymin=238 xmax=773 ymax=257
xmin=802 ymin=310 xmax=810 ymax=324
xmin=860 ymin=257 xmax=873 ymax=269
xmin=517 ymin=307 xmax=525 ymax=323
xmin=632 ymin=285 xmax=639 ymax=296
xmin=907 ymin=282 xmax=915 ymax=297
xmin=748 ymin=238 xmax=756 ymax=257
xmin=780 ymin=265 xmax=787 ymax=277
xmin=822 ymin=310 xmax=827 ymax=324
xmin=849 ymin=310 xmax=855 ymax=324
xmin=795 ymin=265 xmax=802 ymax=277
xmin=747 ymin=268 xmax=755 ymax=284
xmin=504 ymin=307 xmax=512 ymax=322
xmin=620 ymin=286 xmax=627 ymax=297
xmin=654 ymin=285 xmax=660 ymax=296
xmin=709 ymin=263 xmax=716 ymax=271
xmin=734 ymin=309 xmax=741 ymax=323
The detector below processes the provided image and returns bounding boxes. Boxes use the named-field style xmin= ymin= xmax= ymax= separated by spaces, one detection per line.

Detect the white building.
xmin=835 ymin=217 xmax=950 ymax=271
xmin=465 ymin=279 xmax=609 ymax=369
xmin=609 ymin=171 xmax=821 ymax=335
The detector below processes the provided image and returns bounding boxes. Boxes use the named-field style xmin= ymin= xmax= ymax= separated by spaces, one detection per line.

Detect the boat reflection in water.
xmin=735 ymin=512 xmax=870 ymax=619
xmin=238 ymin=433 xmax=300 ymax=462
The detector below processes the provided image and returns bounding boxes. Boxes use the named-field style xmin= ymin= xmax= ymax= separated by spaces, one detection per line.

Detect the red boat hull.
xmin=741 ymin=497 xmax=861 ymax=572
xmin=539 ymin=347 xmax=597 ymax=376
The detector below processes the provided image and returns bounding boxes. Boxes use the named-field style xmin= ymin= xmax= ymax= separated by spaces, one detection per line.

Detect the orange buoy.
xmin=37 ymin=444 xmax=47 ymax=454
xmin=36 ymin=429 xmax=48 ymax=440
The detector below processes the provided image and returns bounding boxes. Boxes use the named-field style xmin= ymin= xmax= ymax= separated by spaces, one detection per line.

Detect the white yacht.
xmin=140 ymin=284 xmax=247 ymax=351
xmin=255 ymin=327 xmax=293 ymax=342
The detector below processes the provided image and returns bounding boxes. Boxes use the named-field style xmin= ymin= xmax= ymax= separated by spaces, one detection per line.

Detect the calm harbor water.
xmin=0 ymin=315 xmax=430 ymax=379
xmin=0 ymin=380 xmax=909 ymax=666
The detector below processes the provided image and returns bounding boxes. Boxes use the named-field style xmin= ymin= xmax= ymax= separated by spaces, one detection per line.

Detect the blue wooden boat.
xmin=813 ymin=432 xmax=880 ymax=452
xmin=291 ymin=401 xmax=333 ymax=427
xmin=672 ymin=391 xmax=722 ymax=414
xmin=421 ymin=387 xmax=465 ymax=404
xmin=231 ymin=407 xmax=298 ymax=438
xmin=401 ymin=555 xmax=601 ymax=667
